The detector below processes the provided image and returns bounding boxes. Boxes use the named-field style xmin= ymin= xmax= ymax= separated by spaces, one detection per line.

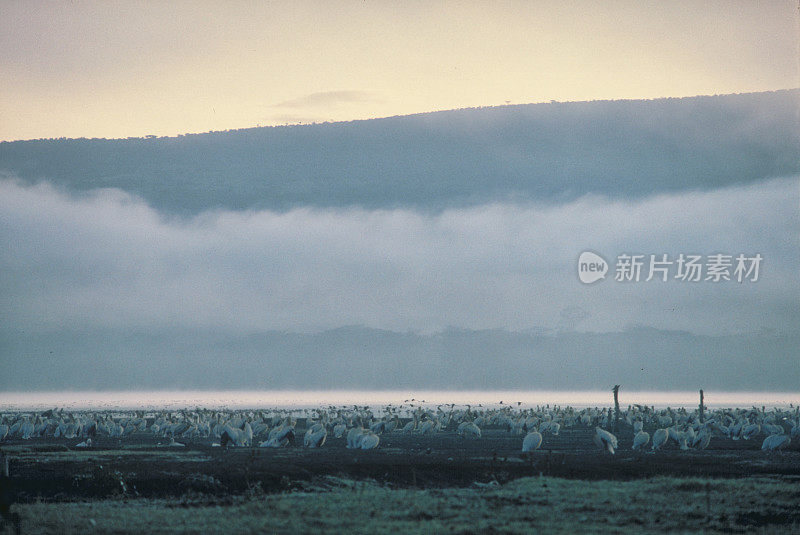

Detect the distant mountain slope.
xmin=1 ymin=90 xmax=797 ymax=214
xmin=2 ymin=326 xmax=798 ymax=390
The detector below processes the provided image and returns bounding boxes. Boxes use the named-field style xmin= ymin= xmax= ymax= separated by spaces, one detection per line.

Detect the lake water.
xmin=0 ymin=390 xmax=797 ymax=412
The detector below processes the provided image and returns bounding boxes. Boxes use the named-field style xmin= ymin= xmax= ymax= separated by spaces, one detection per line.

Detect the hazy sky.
xmin=1 ymin=0 xmax=797 ymax=140
xmin=1 ymin=3 xmax=798 ymax=390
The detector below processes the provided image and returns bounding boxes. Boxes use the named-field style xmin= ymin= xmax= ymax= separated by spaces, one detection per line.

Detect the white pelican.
xmin=358 ymin=431 xmax=380 ymax=450
xmin=346 ymin=424 xmax=365 ymax=448
xmin=383 ymin=415 xmax=399 ymax=433
xmin=369 ymin=419 xmax=387 ymax=435
xmin=632 ymin=431 xmax=650 ymax=451
xmin=761 ymin=434 xmax=791 ymax=451
xmin=401 ymin=420 xmax=416 ymax=434
xmin=667 ymin=426 xmax=680 ymax=444
xmin=19 ymin=418 xmax=34 ymax=440
xmin=730 ymin=420 xmax=744 ymax=440
xmin=633 ymin=420 xmax=644 ymax=434
xmin=457 ymin=422 xmax=481 ymax=439
xmin=333 ymin=423 xmax=347 ymax=438
xmin=243 ymin=421 xmax=254 ymax=445
xmin=651 ymin=428 xmax=668 ymax=451
xmin=538 ymin=420 xmax=549 ymax=434
xmin=418 ymin=418 xmax=438 ymax=436
xmin=548 ymin=422 xmax=561 ymax=436
xmin=741 ymin=423 xmax=760 ymax=440
xmin=220 ymin=425 xmax=246 ymax=447
xmin=657 ymin=414 xmax=673 ymax=427
xmin=791 ymin=420 xmax=800 ymax=438
xmin=304 ymin=424 xmax=327 ymax=448
xmin=259 ymin=436 xmax=291 ymax=447
xmin=692 ymin=428 xmax=712 ymax=450
xmin=267 ymin=421 xmax=295 ymax=446
xmin=522 ymin=430 xmax=543 ymax=452
xmin=594 ymin=427 xmax=618 ymax=454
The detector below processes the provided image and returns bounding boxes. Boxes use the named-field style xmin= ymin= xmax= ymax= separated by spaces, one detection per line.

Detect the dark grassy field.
xmin=2 ymin=424 xmax=799 ymax=533
xmin=4 ymin=426 xmax=800 ymax=496
xmin=7 ymin=475 xmax=800 ymax=534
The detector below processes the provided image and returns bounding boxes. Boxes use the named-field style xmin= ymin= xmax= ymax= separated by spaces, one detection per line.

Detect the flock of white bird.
xmin=1 ymin=403 xmax=797 ymax=455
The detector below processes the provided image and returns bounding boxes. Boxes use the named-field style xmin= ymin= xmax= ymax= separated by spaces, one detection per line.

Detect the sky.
xmin=1 ymin=2 xmax=798 ymax=390
xmin=1 ymin=0 xmax=798 ymax=141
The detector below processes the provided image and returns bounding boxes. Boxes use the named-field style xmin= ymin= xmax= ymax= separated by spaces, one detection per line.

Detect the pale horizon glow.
xmin=1 ymin=0 xmax=798 ymax=141
xmin=2 ymin=390 xmax=799 ymax=412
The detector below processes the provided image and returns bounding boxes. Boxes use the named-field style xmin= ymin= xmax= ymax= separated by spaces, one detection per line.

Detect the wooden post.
xmin=612 ymin=385 xmax=621 ymax=432
xmin=699 ymin=389 xmax=705 ymax=422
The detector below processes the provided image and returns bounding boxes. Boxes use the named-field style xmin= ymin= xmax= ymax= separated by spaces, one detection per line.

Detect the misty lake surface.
xmin=0 ymin=390 xmax=798 ymax=412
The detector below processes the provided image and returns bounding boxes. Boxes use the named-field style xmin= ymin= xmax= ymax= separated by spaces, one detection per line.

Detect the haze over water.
xmin=1 ymin=391 xmax=797 ymax=413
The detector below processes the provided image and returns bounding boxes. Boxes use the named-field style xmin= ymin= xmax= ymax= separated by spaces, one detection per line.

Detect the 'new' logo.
xmin=578 ymin=251 xmax=608 ymax=284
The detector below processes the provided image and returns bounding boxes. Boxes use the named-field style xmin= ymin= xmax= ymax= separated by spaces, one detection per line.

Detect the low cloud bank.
xmin=1 ymin=176 xmax=797 ymax=336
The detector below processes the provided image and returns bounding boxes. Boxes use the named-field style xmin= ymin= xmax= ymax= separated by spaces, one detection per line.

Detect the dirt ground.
xmin=3 ymin=424 xmax=799 ymax=502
